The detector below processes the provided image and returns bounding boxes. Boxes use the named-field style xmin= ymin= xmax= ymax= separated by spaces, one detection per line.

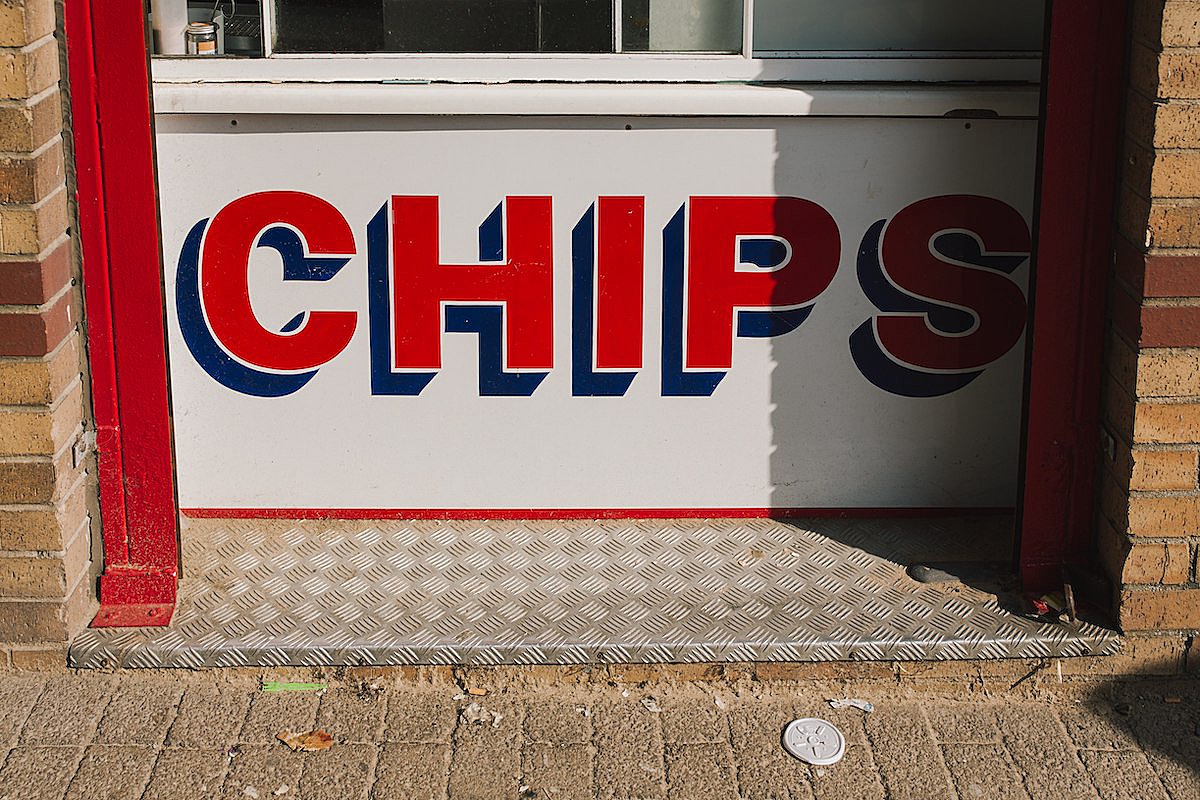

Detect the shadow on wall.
xmin=762 ymin=94 xmax=1038 ymax=575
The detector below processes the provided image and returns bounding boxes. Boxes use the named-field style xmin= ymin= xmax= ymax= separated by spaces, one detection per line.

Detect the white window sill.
xmin=151 ymin=81 xmax=1040 ymax=118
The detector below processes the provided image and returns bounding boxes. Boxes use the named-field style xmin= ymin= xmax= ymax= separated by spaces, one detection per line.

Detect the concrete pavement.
xmin=0 ymin=667 xmax=1196 ymax=799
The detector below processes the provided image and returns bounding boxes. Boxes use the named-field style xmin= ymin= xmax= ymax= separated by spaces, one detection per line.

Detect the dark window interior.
xmin=275 ymin=0 xmax=612 ymax=53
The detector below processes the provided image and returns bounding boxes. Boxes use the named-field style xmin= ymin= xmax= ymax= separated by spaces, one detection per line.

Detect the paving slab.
xmin=808 ymin=744 xmax=885 ymax=800
xmin=0 ymin=677 xmax=43 ymax=746
xmin=447 ymin=695 xmax=522 ymax=800
xmin=373 ymin=743 xmax=450 ymax=800
xmin=658 ymin=693 xmax=729 ymax=745
xmin=19 ymin=675 xmax=113 ymax=746
xmin=167 ymin=684 xmax=253 ymax=748
xmin=1077 ymin=749 xmax=1172 ymax=800
xmin=996 ymin=706 xmax=1100 ymax=800
xmin=663 ymin=742 xmax=738 ymax=800
xmin=95 ymin=679 xmax=183 ymax=746
xmin=65 ymin=745 xmax=158 ymax=800
xmin=297 ymin=743 xmax=376 ymax=800
xmin=239 ymin=690 xmax=321 ymax=744
xmin=523 ymin=697 xmax=592 ymax=745
xmin=926 ymin=705 xmax=1001 ymax=744
xmin=0 ymin=670 xmax=1196 ymax=800
xmin=726 ymin=698 xmax=816 ymax=800
xmin=142 ymin=748 xmax=230 ymax=800
xmin=0 ymin=746 xmax=83 ymax=800
xmin=220 ymin=744 xmax=305 ymax=800
xmin=314 ymin=689 xmax=386 ymax=744
xmin=940 ymin=743 xmax=1031 ymax=800
xmin=521 ymin=743 xmax=593 ymax=800
xmin=863 ymin=704 xmax=955 ymax=800
xmin=383 ymin=689 xmax=458 ymax=743
xmin=592 ymin=698 xmax=668 ymax=800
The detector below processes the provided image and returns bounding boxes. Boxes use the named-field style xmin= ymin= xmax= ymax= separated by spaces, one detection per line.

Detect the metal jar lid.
xmin=186 ymin=21 xmax=217 ymax=35
xmin=781 ymin=718 xmax=846 ymax=766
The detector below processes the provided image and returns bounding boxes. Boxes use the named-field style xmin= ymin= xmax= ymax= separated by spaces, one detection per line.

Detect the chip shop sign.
xmin=179 ymin=191 xmax=1028 ymax=400
xmin=157 ymin=119 xmax=1035 ymax=511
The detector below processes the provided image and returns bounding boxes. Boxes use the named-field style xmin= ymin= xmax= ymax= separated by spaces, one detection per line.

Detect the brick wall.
xmin=0 ymin=0 xmax=94 ymax=668
xmin=1102 ymin=0 xmax=1200 ymax=648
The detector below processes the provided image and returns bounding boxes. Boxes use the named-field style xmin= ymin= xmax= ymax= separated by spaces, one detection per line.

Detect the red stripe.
xmin=183 ymin=507 xmax=1013 ymax=521
xmin=65 ymin=0 xmax=130 ymax=566
xmin=93 ymin=2 xmax=178 ymax=572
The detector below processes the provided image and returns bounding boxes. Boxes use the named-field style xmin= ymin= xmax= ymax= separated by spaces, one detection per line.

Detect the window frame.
xmin=155 ymin=0 xmax=1044 ymax=85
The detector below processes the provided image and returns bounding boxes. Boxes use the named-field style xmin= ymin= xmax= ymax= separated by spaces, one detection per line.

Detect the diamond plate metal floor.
xmin=69 ymin=517 xmax=1120 ymax=668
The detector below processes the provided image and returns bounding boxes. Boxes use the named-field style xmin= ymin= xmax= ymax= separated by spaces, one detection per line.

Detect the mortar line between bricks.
xmin=918 ymin=706 xmax=962 ymax=800
xmin=135 ymin=682 xmax=188 ymax=800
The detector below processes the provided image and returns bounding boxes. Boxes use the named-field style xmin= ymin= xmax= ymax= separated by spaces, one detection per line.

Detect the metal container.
xmin=185 ymin=21 xmax=219 ymax=56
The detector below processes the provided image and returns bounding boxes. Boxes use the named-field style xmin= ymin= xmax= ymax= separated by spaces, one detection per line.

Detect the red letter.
xmin=202 ymin=191 xmax=357 ymax=372
xmin=389 ymin=196 xmax=554 ymax=371
xmin=685 ymin=197 xmax=840 ymax=370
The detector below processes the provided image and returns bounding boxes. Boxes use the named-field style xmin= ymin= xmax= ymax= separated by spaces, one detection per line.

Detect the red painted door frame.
xmin=65 ymin=0 xmax=179 ymax=626
xmin=65 ymin=0 xmax=1129 ymax=626
xmin=1016 ymin=0 xmax=1131 ymax=591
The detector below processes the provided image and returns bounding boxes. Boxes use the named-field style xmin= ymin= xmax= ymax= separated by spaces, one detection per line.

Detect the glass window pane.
xmin=752 ymin=1 xmax=1045 ymax=53
xmin=623 ymin=0 xmax=743 ymax=53
xmin=274 ymin=0 xmax=612 ymax=53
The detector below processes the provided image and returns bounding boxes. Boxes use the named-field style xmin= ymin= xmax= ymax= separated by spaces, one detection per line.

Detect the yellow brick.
xmin=0 ymin=336 xmax=81 ymax=406
xmin=1156 ymin=50 xmax=1200 ymax=99
xmin=1162 ymin=1 xmax=1200 ymax=47
xmin=0 ymin=186 xmax=67 ymax=255
xmin=1135 ymin=401 xmax=1200 ymax=443
xmin=1164 ymin=542 xmax=1194 ymax=583
xmin=1152 ymin=149 xmax=1200 ymax=198
xmin=1121 ymin=540 xmax=1168 ymax=584
xmin=1137 ymin=348 xmax=1200 ymax=397
xmin=0 ymin=91 xmax=60 ymax=151
xmin=1120 ymin=587 xmax=1200 ymax=630
xmin=0 ymin=551 xmax=67 ymax=597
xmin=1131 ymin=449 xmax=1199 ymax=490
xmin=0 ymin=37 xmax=58 ymax=101
xmin=0 ymin=1 xmax=54 ymax=48
xmin=1146 ymin=201 xmax=1200 ymax=248
xmin=1128 ymin=494 xmax=1200 ymax=537
xmin=0 ymin=479 xmax=87 ymax=551
xmin=1155 ymin=101 xmax=1200 ymax=149
xmin=0 ymin=408 xmax=51 ymax=454
xmin=0 ymin=380 xmax=81 ymax=456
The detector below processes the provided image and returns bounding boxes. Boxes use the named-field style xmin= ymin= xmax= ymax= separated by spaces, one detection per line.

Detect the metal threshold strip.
xmin=69 ymin=517 xmax=1120 ymax=668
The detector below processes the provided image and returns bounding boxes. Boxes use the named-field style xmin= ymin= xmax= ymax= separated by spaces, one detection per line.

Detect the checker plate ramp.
xmin=69 ymin=517 xmax=1120 ymax=668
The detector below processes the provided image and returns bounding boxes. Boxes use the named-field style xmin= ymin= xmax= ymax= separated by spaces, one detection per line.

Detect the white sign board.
xmin=156 ymin=115 xmax=1036 ymax=512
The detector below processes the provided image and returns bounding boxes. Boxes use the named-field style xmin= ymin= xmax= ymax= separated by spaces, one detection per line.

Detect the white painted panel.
xmin=156 ymin=114 xmax=1036 ymax=511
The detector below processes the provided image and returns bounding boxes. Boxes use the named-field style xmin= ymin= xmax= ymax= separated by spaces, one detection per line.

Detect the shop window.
xmin=154 ymin=1 xmax=1046 ymax=83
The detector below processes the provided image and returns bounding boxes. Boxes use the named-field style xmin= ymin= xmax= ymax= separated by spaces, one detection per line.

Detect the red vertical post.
xmin=65 ymin=0 xmax=178 ymax=625
xmin=1018 ymin=0 xmax=1130 ymax=591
